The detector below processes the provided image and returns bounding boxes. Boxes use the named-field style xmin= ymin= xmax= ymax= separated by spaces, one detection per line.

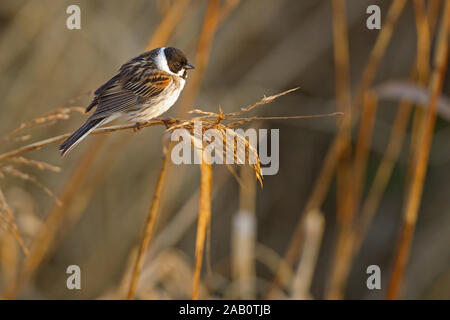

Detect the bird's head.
xmin=163 ymin=47 xmax=195 ymax=79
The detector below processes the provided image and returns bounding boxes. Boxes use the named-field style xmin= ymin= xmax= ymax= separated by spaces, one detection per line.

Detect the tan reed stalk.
xmin=331 ymin=0 xmax=353 ymax=223
xmin=232 ymin=165 xmax=257 ymax=299
xmin=192 ymin=153 xmax=212 ymax=300
xmin=353 ymin=0 xmax=408 ymax=105
xmin=185 ymin=0 xmax=239 ymax=115
xmin=127 ymin=142 xmax=173 ymax=300
xmin=328 ymin=91 xmax=378 ymax=299
xmin=355 ymin=0 xmax=442 ymax=256
xmin=0 ymin=226 xmax=20 ymax=285
xmin=265 ymin=141 xmax=340 ymax=299
xmin=218 ymin=0 xmax=240 ymax=24
xmin=291 ymin=209 xmax=325 ymax=299
xmin=403 ymin=0 xmax=432 ymax=205
xmin=178 ymin=0 xmax=228 ymax=115
xmin=352 ymin=92 xmax=378 ymax=210
xmin=387 ymin=0 xmax=449 ymax=299
xmin=146 ymin=0 xmax=192 ymax=50
xmin=0 ymin=134 xmax=71 ymax=162
xmin=327 ymin=0 xmax=353 ymax=300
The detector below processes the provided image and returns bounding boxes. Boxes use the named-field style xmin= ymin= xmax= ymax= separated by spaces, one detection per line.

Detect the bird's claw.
xmin=133 ymin=122 xmax=145 ymax=132
xmin=153 ymin=117 xmax=173 ymax=129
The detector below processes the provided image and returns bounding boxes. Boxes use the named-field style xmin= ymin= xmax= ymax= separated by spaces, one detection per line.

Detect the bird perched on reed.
xmin=59 ymin=47 xmax=195 ymax=156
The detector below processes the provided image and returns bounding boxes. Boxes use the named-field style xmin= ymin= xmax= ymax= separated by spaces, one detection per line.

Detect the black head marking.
xmin=164 ymin=47 xmax=189 ymax=74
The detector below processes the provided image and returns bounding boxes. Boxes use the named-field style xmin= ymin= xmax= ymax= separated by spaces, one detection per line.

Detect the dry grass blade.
xmin=192 ymin=152 xmax=212 ymax=300
xmin=356 ymin=94 xmax=413 ymax=252
xmin=218 ymin=0 xmax=240 ymax=24
xmin=0 ymin=214 xmax=28 ymax=256
xmin=1 ymin=166 xmax=61 ymax=206
xmin=7 ymin=157 xmax=61 ymax=173
xmin=127 ymin=142 xmax=173 ymax=300
xmin=405 ymin=0 xmax=433 ymax=202
xmin=228 ymin=87 xmax=300 ymax=117
xmin=178 ymin=0 xmax=221 ymax=115
xmin=138 ymin=167 xmax=231 ymax=278
xmin=387 ymin=1 xmax=449 ymax=299
xmin=265 ymin=139 xmax=339 ymax=299
xmin=6 ymin=106 xmax=85 ymax=138
xmin=353 ymin=0 xmax=408 ymax=105
xmin=328 ymin=91 xmax=378 ymax=299
xmin=0 ymin=134 xmax=71 ymax=162
xmin=178 ymin=0 xmax=239 ymax=116
xmin=327 ymin=0 xmax=353 ymax=300
xmin=0 ymin=135 xmax=31 ymax=144
xmin=217 ymin=125 xmax=263 ymax=186
xmin=353 ymin=91 xmax=378 ymax=210
xmin=291 ymin=209 xmax=325 ymax=299
xmin=227 ymin=113 xmax=343 ymax=125
xmin=0 ymin=187 xmax=29 ymax=256
xmin=232 ymin=165 xmax=257 ymax=299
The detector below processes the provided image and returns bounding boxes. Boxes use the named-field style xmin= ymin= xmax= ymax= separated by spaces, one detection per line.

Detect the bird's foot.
xmin=133 ymin=122 xmax=146 ymax=132
xmin=153 ymin=117 xmax=174 ymax=129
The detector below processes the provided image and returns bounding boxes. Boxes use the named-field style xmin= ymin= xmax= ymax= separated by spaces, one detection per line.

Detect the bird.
xmin=59 ymin=47 xmax=195 ymax=156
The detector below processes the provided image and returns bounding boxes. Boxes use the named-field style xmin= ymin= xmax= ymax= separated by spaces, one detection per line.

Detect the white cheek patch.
xmin=155 ymin=47 xmax=177 ymax=76
xmin=177 ymin=68 xmax=186 ymax=77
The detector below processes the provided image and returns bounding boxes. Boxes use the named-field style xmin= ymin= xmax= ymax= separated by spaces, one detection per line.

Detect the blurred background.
xmin=0 ymin=0 xmax=449 ymax=299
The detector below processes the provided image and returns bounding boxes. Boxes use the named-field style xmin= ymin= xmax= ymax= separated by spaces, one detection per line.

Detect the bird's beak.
xmin=185 ymin=62 xmax=195 ymax=69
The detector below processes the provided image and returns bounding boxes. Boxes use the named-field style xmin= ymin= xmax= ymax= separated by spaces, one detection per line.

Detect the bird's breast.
xmin=128 ymin=76 xmax=185 ymax=121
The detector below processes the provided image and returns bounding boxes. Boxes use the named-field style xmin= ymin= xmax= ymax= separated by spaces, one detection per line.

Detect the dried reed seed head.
xmin=166 ymin=117 xmax=263 ymax=186
xmin=1 ymin=166 xmax=62 ymax=206
xmin=7 ymin=106 xmax=85 ymax=138
xmin=7 ymin=157 xmax=61 ymax=173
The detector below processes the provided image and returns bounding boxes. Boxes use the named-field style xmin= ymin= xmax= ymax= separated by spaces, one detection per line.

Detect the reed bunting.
xmin=59 ymin=47 xmax=194 ymax=156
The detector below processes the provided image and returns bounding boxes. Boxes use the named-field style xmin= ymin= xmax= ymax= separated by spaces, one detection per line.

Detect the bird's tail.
xmin=59 ymin=117 xmax=106 ymax=156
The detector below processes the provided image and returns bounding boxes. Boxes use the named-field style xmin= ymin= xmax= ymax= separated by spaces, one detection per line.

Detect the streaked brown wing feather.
xmin=89 ymin=69 xmax=172 ymax=120
xmin=122 ymin=70 xmax=171 ymax=98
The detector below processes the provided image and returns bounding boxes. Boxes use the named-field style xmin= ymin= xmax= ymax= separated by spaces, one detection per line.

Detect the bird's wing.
xmin=89 ymin=69 xmax=172 ymax=120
